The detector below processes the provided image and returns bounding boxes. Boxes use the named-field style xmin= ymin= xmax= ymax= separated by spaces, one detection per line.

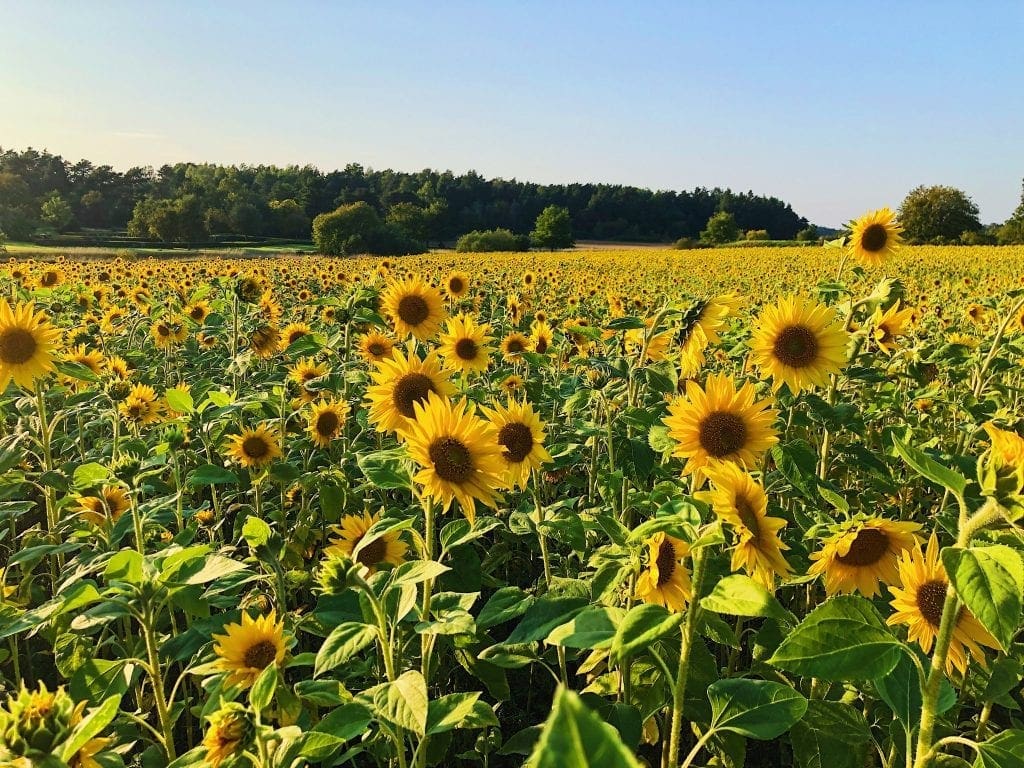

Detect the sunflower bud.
xmin=161 ymin=423 xmax=188 ymax=450
xmin=110 ymin=452 xmax=142 ymax=485
xmin=978 ymin=423 xmax=1024 ymax=520
xmin=106 ymin=379 xmax=133 ymax=402
xmin=0 ymin=683 xmax=77 ymax=759
xmin=202 ymin=702 xmax=254 ymax=768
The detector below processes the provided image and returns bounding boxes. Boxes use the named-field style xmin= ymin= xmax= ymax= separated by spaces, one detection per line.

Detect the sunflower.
xmin=259 ymin=291 xmax=283 ymax=323
xmin=481 ymin=399 xmax=552 ymax=489
xmin=887 ymin=534 xmax=999 ymax=675
xmin=211 ymin=610 xmax=287 ymax=689
xmin=808 ymin=516 xmax=922 ymax=597
xmin=307 ymin=399 xmax=350 ymax=448
xmin=324 ymin=511 xmax=407 ymax=574
xmin=663 ymin=373 xmax=779 ymax=482
xmin=118 ymin=383 xmax=162 ymax=426
xmin=871 ymin=301 xmax=915 ymax=355
xmin=249 ymin=325 xmax=281 ymax=359
xmin=983 ymin=421 xmax=1024 ymax=470
xmin=66 ymin=344 xmax=105 ymax=375
xmin=76 ymin=486 xmax=131 ymax=527
xmin=635 ymin=532 xmax=692 ymax=613
xmin=365 ymin=347 xmax=455 ymax=434
xmin=701 ymin=463 xmax=792 ymax=588
xmin=38 ymin=266 xmax=65 ymax=288
xmin=625 ymin=323 xmax=671 ymax=362
xmin=500 ymin=332 xmax=533 ymax=360
xmin=402 ymin=393 xmax=505 ymax=522
xmin=437 ymin=314 xmax=494 ymax=374
xmin=749 ymin=296 xmax=849 ymax=393
xmin=530 ymin=319 xmax=554 ymax=354
xmin=381 ymin=276 xmax=447 ymax=341
xmin=848 ymin=207 xmax=903 ymax=267
xmin=0 ymin=300 xmax=61 ymax=390
xmin=500 ymin=374 xmax=524 ymax=394
xmin=202 ymin=704 xmax=252 ymax=768
xmin=150 ymin=317 xmax=188 ymax=349
xmin=445 ymin=271 xmax=471 ymax=299
xmin=225 ymin=424 xmax=283 ymax=469
xmin=358 ymin=332 xmax=397 ymax=363
xmin=279 ymin=321 xmax=312 ymax=351
xmin=288 ymin=357 xmax=329 ymax=403
xmin=185 ymin=300 xmax=211 ymax=324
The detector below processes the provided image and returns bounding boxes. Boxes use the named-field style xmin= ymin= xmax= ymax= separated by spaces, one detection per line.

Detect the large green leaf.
xmin=789 ymin=699 xmax=870 ymax=768
xmin=942 ymin=545 xmax=1024 ymax=651
xmin=974 ymin=730 xmax=1024 ymax=768
xmin=368 ymin=670 xmax=429 ymax=737
xmin=892 ymin=434 xmax=968 ymax=498
xmin=701 ymin=575 xmax=795 ymax=624
xmin=314 ymin=622 xmax=378 ymax=677
xmin=707 ymin=678 xmax=807 ymax=740
xmin=546 ymin=606 xmax=624 ymax=649
xmin=60 ymin=695 xmax=121 ymax=762
xmin=525 ymin=687 xmax=640 ymax=768
xmin=769 ymin=595 xmax=903 ymax=680
xmin=506 ymin=596 xmax=588 ymax=644
xmin=610 ymin=603 xmax=684 ymax=662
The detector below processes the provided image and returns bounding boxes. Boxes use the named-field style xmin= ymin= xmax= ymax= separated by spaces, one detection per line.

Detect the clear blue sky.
xmin=2 ymin=1 xmax=1022 ymax=226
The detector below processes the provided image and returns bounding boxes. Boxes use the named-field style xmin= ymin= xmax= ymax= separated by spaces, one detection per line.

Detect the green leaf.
xmin=389 ymin=560 xmax=450 ymax=588
xmin=312 ymin=702 xmax=372 ymax=741
xmin=72 ymin=462 xmax=111 ymax=490
xmin=249 ymin=665 xmax=278 ymax=711
xmin=525 ymin=686 xmax=641 ymax=768
xmin=873 ymin=648 xmax=922 ymax=729
xmin=426 ymin=692 xmax=483 ymax=735
xmin=974 ymin=730 xmax=1024 ymax=768
xmin=357 ymin=451 xmax=412 ymax=490
xmin=506 ymin=596 xmax=588 ymax=644
xmin=610 ymin=603 xmax=683 ymax=662
xmin=187 ymin=464 xmax=239 ymax=487
xmin=477 ymin=586 xmax=535 ymax=630
xmin=241 ymin=515 xmax=273 ymax=549
xmin=60 ymin=695 xmax=121 ymax=762
xmin=104 ymin=550 xmax=144 ymax=585
xmin=707 ymin=678 xmax=807 ymax=740
xmin=604 ymin=316 xmax=647 ymax=330
xmin=701 ymin=575 xmax=795 ymax=624
xmin=370 ymin=670 xmax=429 ymax=737
xmin=546 ymin=606 xmax=624 ymax=650
xmin=314 ymin=622 xmax=378 ymax=677
xmin=789 ymin=699 xmax=871 ymax=768
xmin=769 ymin=595 xmax=904 ymax=680
xmin=892 ymin=434 xmax=968 ymax=498
xmin=942 ymin=545 xmax=1024 ymax=651
xmin=56 ymin=359 xmax=100 ymax=382
xmin=164 ymin=386 xmax=194 ymax=414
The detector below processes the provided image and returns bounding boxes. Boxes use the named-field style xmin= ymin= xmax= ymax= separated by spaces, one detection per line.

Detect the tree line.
xmin=0 ymin=147 xmax=808 ymax=247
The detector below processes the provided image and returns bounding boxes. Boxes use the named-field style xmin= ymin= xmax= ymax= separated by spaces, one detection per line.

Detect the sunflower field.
xmin=2 ymin=210 xmax=1024 ymax=768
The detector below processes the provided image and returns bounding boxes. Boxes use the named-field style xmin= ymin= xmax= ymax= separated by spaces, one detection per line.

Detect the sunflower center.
xmin=655 ymin=539 xmax=677 ymax=587
xmin=190 ymin=306 xmax=205 ymax=320
xmin=367 ymin=341 xmax=386 ymax=357
xmin=356 ymin=535 xmax=388 ymax=568
xmin=916 ymin=579 xmax=948 ymax=627
xmin=397 ymin=295 xmax=430 ymax=326
xmin=316 ymin=411 xmax=340 ymax=437
xmin=499 ymin=422 xmax=534 ymax=463
xmin=698 ymin=411 xmax=748 ymax=458
xmin=243 ymin=639 xmax=279 ymax=669
xmin=506 ymin=338 xmax=525 ymax=354
xmin=735 ymin=494 xmax=761 ymax=538
xmin=449 ymin=278 xmax=464 ymax=294
xmin=836 ymin=527 xmax=889 ymax=567
xmin=861 ymin=223 xmax=889 ymax=253
xmin=0 ymin=327 xmax=38 ymax=365
xmin=242 ymin=436 xmax=270 ymax=459
xmin=535 ymin=336 xmax=549 ymax=354
xmin=455 ymin=337 xmax=479 ymax=360
xmin=428 ymin=437 xmax=474 ymax=483
xmin=392 ymin=373 xmax=436 ymax=418
xmin=772 ymin=325 xmax=819 ymax=368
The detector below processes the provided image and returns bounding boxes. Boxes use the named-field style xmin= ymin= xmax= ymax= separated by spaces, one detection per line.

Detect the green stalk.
xmin=666 ymin=545 xmax=708 ymax=768
xmin=34 ymin=385 xmax=61 ymax=582
xmin=141 ymin=602 xmax=177 ymax=760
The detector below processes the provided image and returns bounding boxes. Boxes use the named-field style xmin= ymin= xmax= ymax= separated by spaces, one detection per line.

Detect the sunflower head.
xmin=0 ymin=300 xmax=61 ymax=391
xmin=381 ymin=276 xmax=447 ymax=341
xmin=481 ymin=399 xmax=552 ymax=490
xmin=635 ymin=532 xmax=692 ymax=612
xmin=848 ymin=207 xmax=903 ymax=266
xmin=225 ymin=424 xmax=283 ymax=469
xmin=211 ymin=610 xmax=287 ymax=689
xmin=307 ymin=399 xmax=350 ymax=448
xmin=808 ymin=516 xmax=922 ymax=597
xmin=0 ymin=682 xmax=78 ymax=759
xmin=979 ymin=422 xmax=1024 ymax=515
xmin=324 ymin=511 xmax=408 ymax=575
xmin=437 ymin=314 xmax=494 ymax=375
xmin=365 ymin=347 xmax=454 ymax=434
xmin=202 ymin=702 xmax=254 ymax=768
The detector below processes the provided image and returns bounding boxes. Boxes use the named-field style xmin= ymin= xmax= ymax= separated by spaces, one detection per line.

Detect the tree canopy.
xmin=531 ymin=205 xmax=573 ymax=249
xmin=898 ymin=185 xmax=982 ymax=243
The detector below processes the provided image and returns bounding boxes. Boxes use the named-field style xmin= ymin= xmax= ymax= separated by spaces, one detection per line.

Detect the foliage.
xmin=700 ymin=210 xmax=740 ymax=244
xmin=456 ymin=228 xmax=530 ymax=252
xmin=313 ymin=201 xmax=425 ymax=256
xmin=795 ymin=224 xmax=819 ymax=242
xmin=531 ymin=205 xmax=574 ymax=249
xmin=899 ymin=185 xmax=982 ymax=243
xmin=745 ymin=229 xmax=769 ymax=241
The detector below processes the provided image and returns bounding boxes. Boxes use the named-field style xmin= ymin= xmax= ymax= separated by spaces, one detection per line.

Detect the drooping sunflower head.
xmin=225 ymin=424 xmax=283 ymax=469
xmin=0 ymin=300 xmax=61 ymax=391
xmin=808 ymin=516 xmax=922 ymax=597
xmin=662 ymin=373 xmax=779 ymax=483
xmin=848 ymin=207 xmax=903 ymax=266
xmin=324 ymin=511 xmax=408 ymax=574
xmin=437 ymin=314 xmax=494 ymax=375
xmin=635 ymin=532 xmax=692 ymax=613
xmin=481 ymin=398 xmax=553 ymax=489
xmin=202 ymin=702 xmax=254 ymax=768
xmin=211 ymin=610 xmax=287 ymax=689
xmin=365 ymin=347 xmax=455 ymax=434
xmin=749 ymin=296 xmax=849 ymax=393
xmin=307 ymin=399 xmax=350 ymax=448
xmin=249 ymin=325 xmax=281 ymax=359
xmin=381 ymin=276 xmax=447 ymax=341
xmin=76 ymin=485 xmax=131 ymax=527
xmin=871 ymin=300 xmax=915 ymax=355
xmin=530 ymin=319 xmax=554 ymax=355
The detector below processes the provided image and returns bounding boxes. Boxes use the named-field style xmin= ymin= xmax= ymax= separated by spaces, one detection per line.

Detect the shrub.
xmin=672 ymin=237 xmax=710 ymax=250
xmin=795 ymin=225 xmax=819 ymax=243
xmin=530 ymin=206 xmax=573 ymax=249
xmin=745 ymin=229 xmax=769 ymax=241
xmin=700 ymin=211 xmax=739 ymax=244
xmin=313 ymin=202 xmax=425 ymax=256
xmin=456 ymin=228 xmax=530 ymax=252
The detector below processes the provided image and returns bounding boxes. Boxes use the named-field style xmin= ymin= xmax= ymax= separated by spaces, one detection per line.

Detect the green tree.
xmin=998 ymin=180 xmax=1024 ymax=244
xmin=40 ymin=192 xmax=74 ymax=231
xmin=386 ymin=202 xmax=429 ymax=242
xmin=898 ymin=185 xmax=981 ymax=243
xmin=795 ymin=224 xmax=819 ymax=242
xmin=313 ymin=201 xmax=424 ymax=256
xmin=700 ymin=211 xmax=739 ymax=244
xmin=531 ymin=205 xmax=573 ymax=249
xmin=456 ymin=228 xmax=530 ymax=252
xmin=268 ymin=199 xmax=310 ymax=239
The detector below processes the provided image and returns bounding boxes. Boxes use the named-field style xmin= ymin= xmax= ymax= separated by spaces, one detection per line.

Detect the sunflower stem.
xmin=34 ymin=385 xmax=61 ymax=582
xmin=667 ymin=544 xmax=708 ymax=768
xmin=141 ymin=601 xmax=177 ymax=761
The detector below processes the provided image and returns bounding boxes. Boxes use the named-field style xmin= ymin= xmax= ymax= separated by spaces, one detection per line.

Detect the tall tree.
xmin=531 ymin=205 xmax=573 ymax=249
xmin=898 ymin=185 xmax=981 ymax=243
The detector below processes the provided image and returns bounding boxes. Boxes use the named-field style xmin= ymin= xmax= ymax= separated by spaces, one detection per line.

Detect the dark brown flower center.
xmin=356 ymin=535 xmax=387 ymax=568
xmin=397 ymin=295 xmax=430 ymax=326
xmin=861 ymin=223 xmax=888 ymax=253
xmin=242 ymin=436 xmax=270 ymax=459
xmin=315 ymin=411 xmax=340 ymax=437
xmin=656 ymin=539 xmax=677 ymax=587
xmin=499 ymin=422 xmax=534 ymax=463
xmin=449 ymin=278 xmax=464 ymax=294
xmin=698 ymin=411 xmax=748 ymax=458
xmin=505 ymin=338 xmax=525 ymax=354
xmin=367 ymin=341 xmax=386 ymax=357
xmin=916 ymin=579 xmax=948 ymax=628
xmin=772 ymin=325 xmax=819 ymax=368
xmin=287 ymin=329 xmax=307 ymax=345
xmin=190 ymin=306 xmax=205 ymax=320
xmin=455 ymin=337 xmax=479 ymax=361
xmin=157 ymin=323 xmax=170 ymax=337
xmin=42 ymin=271 xmax=59 ymax=286
xmin=392 ymin=373 xmax=435 ymax=418
xmin=735 ymin=494 xmax=761 ymax=538
xmin=428 ymin=437 xmax=474 ymax=483
xmin=535 ymin=336 xmax=549 ymax=354
xmin=836 ymin=527 xmax=889 ymax=567
xmin=0 ymin=328 xmax=38 ymax=365
xmin=243 ymin=639 xmax=278 ymax=669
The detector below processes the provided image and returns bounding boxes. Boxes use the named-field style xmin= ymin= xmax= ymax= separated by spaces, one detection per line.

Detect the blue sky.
xmin=2 ymin=1 xmax=1022 ymax=226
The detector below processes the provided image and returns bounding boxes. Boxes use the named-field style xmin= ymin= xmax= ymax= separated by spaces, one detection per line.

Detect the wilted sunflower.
xmin=225 ymin=424 xmax=282 ymax=469
xmin=808 ymin=516 xmax=922 ymax=597
xmin=663 ymin=373 xmax=779 ymax=482
xmin=749 ymin=296 xmax=848 ymax=393
xmin=437 ymin=314 xmax=494 ymax=374
xmin=500 ymin=332 xmax=533 ymax=360
xmin=358 ymin=331 xmax=396 ymax=363
xmin=887 ymin=534 xmax=999 ymax=675
xmin=365 ymin=347 xmax=455 ymax=434
xmin=249 ymin=325 xmax=281 ymax=359
xmin=871 ymin=301 xmax=915 ymax=354
xmin=202 ymin=703 xmax=253 ymax=768
xmin=445 ymin=271 xmax=471 ymax=299
xmin=306 ymin=399 xmax=350 ymax=448
xmin=848 ymin=207 xmax=903 ymax=267
xmin=635 ymin=532 xmax=692 ymax=612
xmin=481 ymin=399 xmax=552 ymax=489
xmin=381 ymin=276 xmax=447 ymax=341
xmin=701 ymin=463 xmax=792 ymax=588
xmin=76 ymin=486 xmax=131 ymax=527
xmin=211 ymin=610 xmax=287 ymax=689
xmin=118 ymin=383 xmax=162 ymax=426
xmin=0 ymin=300 xmax=61 ymax=390
xmin=403 ymin=393 xmax=505 ymax=522
xmin=325 ymin=511 xmax=407 ymax=574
